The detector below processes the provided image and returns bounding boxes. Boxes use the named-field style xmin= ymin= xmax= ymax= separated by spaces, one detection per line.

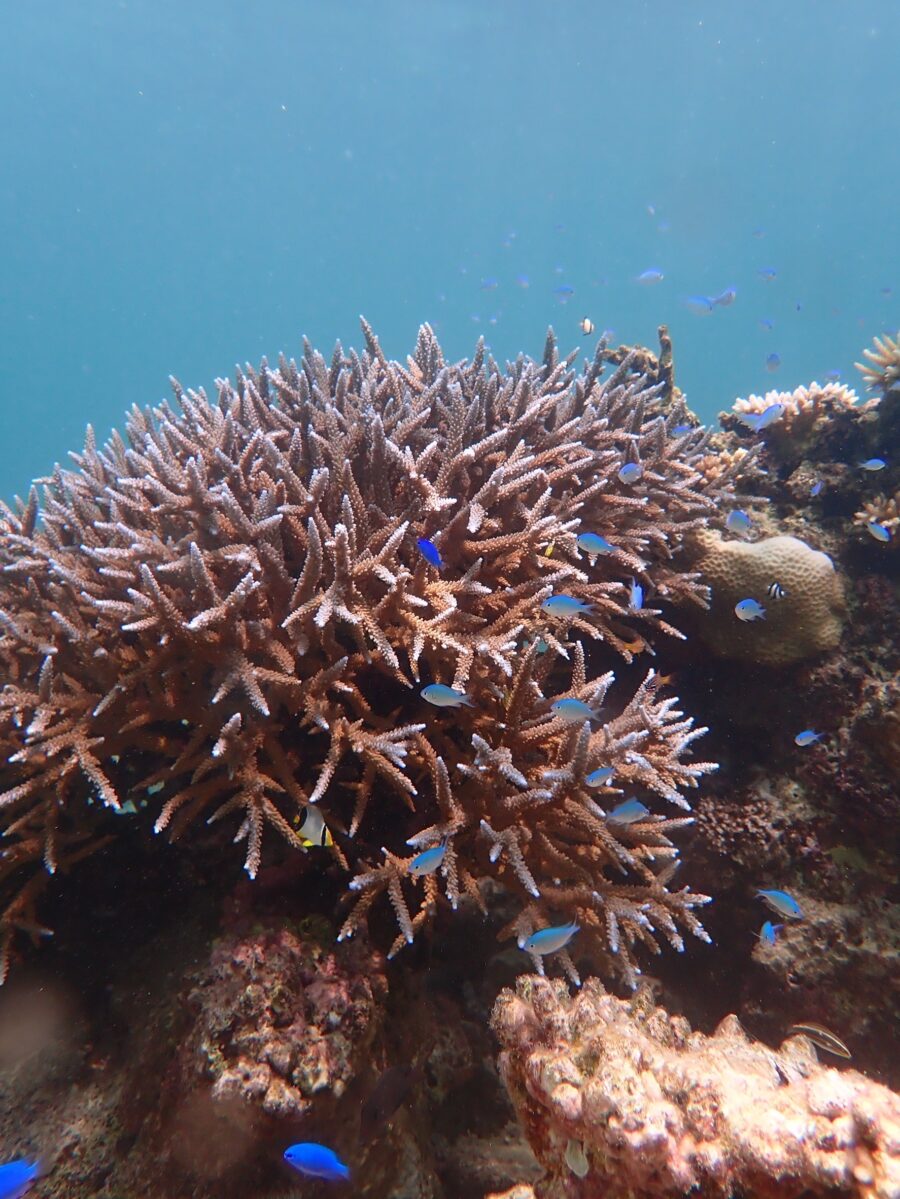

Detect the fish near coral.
xmin=0 ymin=1159 xmax=40 ymax=1199
xmin=757 ymin=889 xmax=803 ymax=920
xmin=296 ymin=805 xmax=333 ymax=848
xmin=758 ymin=920 xmax=782 ymax=946
xmin=794 ymin=729 xmax=822 ymax=747
xmin=725 ymin=509 xmax=752 ymax=538
xmin=541 ymin=594 xmax=594 ymax=618
xmin=420 ymin=684 xmax=473 ymax=708
xmin=416 ymin=536 xmax=443 ymax=568
xmin=608 ymin=798 xmax=650 ymax=825
xmin=407 ymin=844 xmax=446 ymax=876
xmin=550 ymin=698 xmax=601 ymax=725
xmin=585 ymin=766 xmax=614 ymax=787
xmin=618 ymin=461 xmax=643 ymax=484
xmin=284 ymin=1142 xmax=350 ymax=1182
xmin=521 ymin=922 xmax=580 ymax=956
xmin=866 ymin=520 xmax=892 ymax=543
xmin=576 ymin=532 xmax=616 ymax=556
xmin=734 ymin=598 xmax=765 ymax=621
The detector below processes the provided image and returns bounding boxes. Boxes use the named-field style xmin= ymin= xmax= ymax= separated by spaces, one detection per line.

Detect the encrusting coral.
xmin=492 ymin=975 xmax=900 ymax=1199
xmin=0 ymin=322 xmax=746 ymax=985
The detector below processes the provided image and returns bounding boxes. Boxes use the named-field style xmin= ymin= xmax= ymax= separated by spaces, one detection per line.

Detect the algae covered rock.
xmin=687 ymin=529 xmax=846 ymax=665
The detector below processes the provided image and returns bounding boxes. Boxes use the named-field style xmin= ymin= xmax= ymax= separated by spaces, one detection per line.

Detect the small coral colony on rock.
xmin=0 ymin=320 xmax=899 ymax=1197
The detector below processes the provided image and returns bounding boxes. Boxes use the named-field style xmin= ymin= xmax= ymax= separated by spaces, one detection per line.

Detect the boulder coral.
xmin=685 ymin=529 xmax=846 ymax=665
xmin=492 ymin=975 xmax=900 ymax=1199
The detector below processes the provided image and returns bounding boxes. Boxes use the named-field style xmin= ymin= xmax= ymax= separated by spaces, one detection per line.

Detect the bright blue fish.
xmin=585 ymin=766 xmax=615 ymax=787
xmin=672 ymin=423 xmax=694 ymax=435
xmin=810 ymin=480 xmax=824 ymax=497
xmin=408 ymin=844 xmax=446 ymax=876
xmin=713 ymin=287 xmax=737 ymax=306
xmin=522 ymin=921 xmax=580 ymax=955
xmin=553 ymin=284 xmax=575 ymax=298
xmin=421 ymin=684 xmax=474 ymax=708
xmin=858 ymin=458 xmax=886 ymax=471
xmin=758 ymin=920 xmax=783 ymax=946
xmin=576 ymin=532 xmax=616 ymax=556
xmin=551 ymin=698 xmax=601 ymax=725
xmin=684 ymin=295 xmax=715 ymax=316
xmin=757 ymin=266 xmax=778 ymax=280
xmin=618 ymin=461 xmax=643 ymax=484
xmin=735 ymin=598 xmax=765 ymax=622
xmin=608 ymin=798 xmax=650 ymax=824
xmin=765 ymin=352 xmax=781 ymax=373
xmin=629 ymin=578 xmax=643 ymax=611
xmin=416 ymin=537 xmax=443 ymax=569
xmin=636 ymin=268 xmax=664 ymax=284
xmin=757 ymin=889 xmax=803 ymax=920
xmin=794 ymin=729 xmax=823 ymax=747
xmin=725 ymin=510 xmax=752 ymax=537
xmin=284 ymin=1142 xmax=350 ymax=1182
xmin=541 ymin=594 xmax=593 ymax=618
xmin=0 ymin=1160 xmax=40 ymax=1199
xmin=866 ymin=520 xmax=892 ymax=543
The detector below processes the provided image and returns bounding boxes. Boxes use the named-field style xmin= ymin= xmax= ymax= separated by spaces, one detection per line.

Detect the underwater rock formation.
xmin=0 ymin=322 xmax=746 ymax=986
xmin=492 ymin=975 xmax=900 ymax=1199
xmin=685 ymin=529 xmax=846 ymax=664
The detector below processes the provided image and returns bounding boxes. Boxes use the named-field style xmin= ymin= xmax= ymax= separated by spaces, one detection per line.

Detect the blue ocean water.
xmin=1 ymin=0 xmax=897 ymax=499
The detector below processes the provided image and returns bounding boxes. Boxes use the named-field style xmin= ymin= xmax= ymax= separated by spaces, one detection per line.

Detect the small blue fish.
xmin=636 ymin=268 xmax=664 ymax=284
xmin=421 ymin=684 xmax=474 ymax=708
xmin=284 ymin=1142 xmax=350 ymax=1182
xmin=618 ymin=461 xmax=643 ymax=485
xmin=858 ymin=458 xmax=886 ymax=471
xmin=739 ymin=402 xmax=784 ymax=432
xmin=541 ymin=594 xmax=593 ymax=618
xmin=522 ymin=921 xmax=580 ymax=956
xmin=480 ymin=277 xmax=499 ymax=290
xmin=684 ymin=295 xmax=715 ymax=315
xmin=672 ymin=423 xmax=694 ymax=435
xmin=553 ymin=284 xmax=575 ymax=299
xmin=576 ymin=532 xmax=616 ymax=556
xmin=752 ymin=227 xmax=766 ymax=239
xmin=514 ymin=273 xmax=530 ymax=288
xmin=794 ymin=729 xmax=822 ymax=747
xmin=759 ymin=317 xmax=775 ymax=331
xmin=824 ymin=369 xmax=841 ymax=382
xmin=416 ymin=537 xmax=443 ymax=569
xmin=757 ymin=266 xmax=778 ymax=280
xmin=866 ymin=520 xmax=892 ymax=543
xmin=0 ymin=1161 xmax=39 ymax=1199
xmin=765 ymin=352 xmax=781 ymax=373
xmin=608 ymin=798 xmax=650 ymax=824
xmin=810 ymin=480 xmax=824 ymax=497
xmin=408 ymin=844 xmax=446 ymax=877
xmin=585 ymin=766 xmax=614 ymax=787
xmin=551 ymin=698 xmax=601 ymax=725
xmin=629 ymin=578 xmax=643 ymax=611
xmin=735 ymin=598 xmax=765 ymax=622
xmin=758 ymin=920 xmax=783 ymax=947
xmin=757 ymin=889 xmax=803 ymax=920
xmin=725 ymin=510 xmax=752 ymax=537
xmin=713 ymin=287 xmax=737 ymax=306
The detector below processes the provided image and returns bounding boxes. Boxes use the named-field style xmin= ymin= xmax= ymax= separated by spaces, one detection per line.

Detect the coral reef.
xmin=856 ymin=331 xmax=900 ymax=395
xmin=492 ymin=975 xmax=900 ymax=1199
xmin=683 ymin=529 xmax=847 ymax=664
xmin=0 ymin=323 xmax=741 ymax=985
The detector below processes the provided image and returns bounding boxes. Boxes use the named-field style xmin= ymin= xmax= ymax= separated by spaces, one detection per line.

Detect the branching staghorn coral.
xmin=731 ymin=380 xmax=875 ymax=444
xmin=856 ymin=331 xmax=900 ymax=395
xmin=0 ymin=323 xmax=737 ymax=982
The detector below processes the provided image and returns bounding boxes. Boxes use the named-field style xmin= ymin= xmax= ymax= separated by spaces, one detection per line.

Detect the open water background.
xmin=1 ymin=0 xmax=898 ymax=498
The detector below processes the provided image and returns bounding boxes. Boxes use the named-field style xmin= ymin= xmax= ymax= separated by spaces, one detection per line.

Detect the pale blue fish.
xmin=739 ymin=402 xmax=784 ymax=432
xmin=0 ymin=1160 xmax=40 ymax=1199
xmin=618 ymin=461 xmax=643 ymax=484
xmin=794 ymin=729 xmax=822 ymax=747
xmin=757 ymin=266 xmax=778 ymax=280
xmin=858 ymin=458 xmax=886 ymax=471
xmin=576 ymin=532 xmax=616 ymax=556
xmin=284 ymin=1142 xmax=350 ymax=1182
xmin=585 ymin=766 xmax=614 ymax=787
xmin=416 ymin=537 xmax=443 ymax=569
xmin=421 ymin=683 xmax=474 ymax=708
xmin=725 ymin=510 xmax=752 ymax=537
xmin=541 ymin=594 xmax=594 ymax=618
xmin=713 ymin=287 xmax=737 ymax=306
xmin=408 ymin=844 xmax=446 ymax=877
xmin=551 ymin=698 xmax=601 ymax=725
xmin=480 ymin=277 xmax=499 ymax=290
xmin=522 ymin=921 xmax=580 ymax=955
xmin=824 ymin=369 xmax=841 ymax=381
xmin=735 ymin=598 xmax=765 ymax=621
xmin=759 ymin=920 xmax=783 ymax=946
xmin=636 ymin=268 xmax=664 ymax=284
xmin=810 ymin=480 xmax=824 ymax=497
xmin=759 ymin=317 xmax=775 ymax=331
xmin=629 ymin=578 xmax=643 ymax=611
xmin=757 ymin=889 xmax=803 ymax=920
xmin=684 ymin=295 xmax=715 ymax=316
xmin=608 ymin=798 xmax=650 ymax=824
xmin=514 ymin=273 xmax=530 ymax=288
xmin=554 ymin=284 xmax=575 ymax=300
xmin=765 ymin=352 xmax=781 ymax=373
xmin=866 ymin=520 xmax=892 ymax=543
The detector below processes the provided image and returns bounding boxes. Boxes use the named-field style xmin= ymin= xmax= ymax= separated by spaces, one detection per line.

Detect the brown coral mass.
xmin=0 ymin=323 xmax=737 ymax=983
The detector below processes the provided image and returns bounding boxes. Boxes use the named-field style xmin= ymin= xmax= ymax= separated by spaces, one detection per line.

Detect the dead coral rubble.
xmin=492 ymin=975 xmax=900 ymax=1199
xmin=0 ymin=323 xmax=741 ymax=983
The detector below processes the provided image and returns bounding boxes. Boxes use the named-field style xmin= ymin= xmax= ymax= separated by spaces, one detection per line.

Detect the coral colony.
xmin=0 ymin=320 xmax=746 ymax=987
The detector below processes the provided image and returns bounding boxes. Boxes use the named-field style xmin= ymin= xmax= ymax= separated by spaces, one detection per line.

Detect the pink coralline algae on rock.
xmin=491 ymin=975 xmax=900 ymax=1199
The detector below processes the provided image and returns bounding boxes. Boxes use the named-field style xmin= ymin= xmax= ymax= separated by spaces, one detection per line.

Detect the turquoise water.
xmin=1 ymin=0 xmax=897 ymax=497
